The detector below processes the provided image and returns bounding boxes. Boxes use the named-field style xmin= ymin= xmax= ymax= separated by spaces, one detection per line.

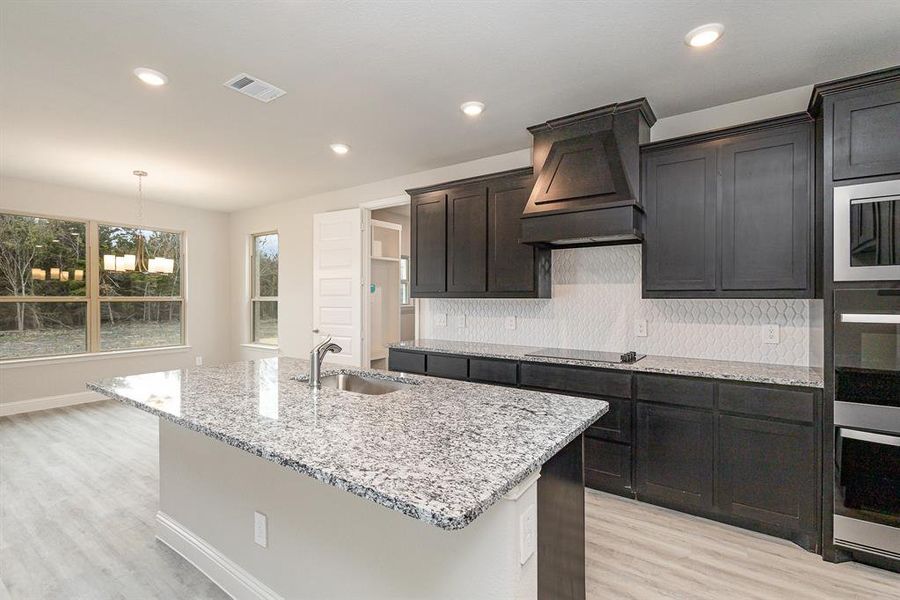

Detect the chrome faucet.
xmin=309 ymin=336 xmax=342 ymax=389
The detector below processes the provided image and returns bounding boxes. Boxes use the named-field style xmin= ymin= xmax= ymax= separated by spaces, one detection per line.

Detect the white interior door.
xmin=312 ymin=209 xmax=363 ymax=367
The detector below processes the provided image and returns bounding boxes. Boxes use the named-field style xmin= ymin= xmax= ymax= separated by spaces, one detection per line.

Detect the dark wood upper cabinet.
xmin=831 ymin=80 xmax=900 ymax=180
xmin=410 ymin=191 xmax=446 ymax=295
xmin=488 ymin=173 xmax=549 ymax=294
xmin=643 ymin=144 xmax=717 ymax=292
xmin=407 ymin=168 xmax=550 ymax=298
xmin=641 ymin=114 xmax=815 ymax=299
xmin=720 ymin=124 xmax=811 ymax=291
xmin=447 ymin=185 xmax=487 ymax=293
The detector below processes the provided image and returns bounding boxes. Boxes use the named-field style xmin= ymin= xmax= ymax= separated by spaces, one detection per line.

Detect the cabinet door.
xmin=717 ymin=415 xmax=816 ymax=533
xmin=643 ymin=145 xmax=717 ymax=291
xmin=833 ymin=82 xmax=900 ymax=180
xmin=447 ymin=185 xmax=487 ymax=293
xmin=720 ymin=123 xmax=811 ymax=291
xmin=488 ymin=174 xmax=537 ymax=293
xmin=635 ymin=402 xmax=714 ymax=510
xmin=410 ymin=192 xmax=446 ymax=295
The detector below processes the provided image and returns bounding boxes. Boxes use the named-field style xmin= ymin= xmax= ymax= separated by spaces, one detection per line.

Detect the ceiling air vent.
xmin=223 ymin=73 xmax=286 ymax=103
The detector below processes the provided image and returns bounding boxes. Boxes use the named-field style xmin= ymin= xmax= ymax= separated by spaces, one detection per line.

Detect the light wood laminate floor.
xmin=2 ymin=401 xmax=899 ymax=599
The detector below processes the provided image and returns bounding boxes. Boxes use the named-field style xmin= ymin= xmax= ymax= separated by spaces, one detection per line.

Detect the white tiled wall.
xmin=420 ymin=245 xmax=823 ymax=367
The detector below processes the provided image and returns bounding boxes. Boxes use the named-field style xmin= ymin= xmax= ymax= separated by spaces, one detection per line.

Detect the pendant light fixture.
xmin=101 ymin=170 xmax=174 ymax=274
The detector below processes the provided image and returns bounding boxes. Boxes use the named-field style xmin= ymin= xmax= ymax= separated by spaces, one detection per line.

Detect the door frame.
xmin=359 ymin=195 xmax=417 ymax=367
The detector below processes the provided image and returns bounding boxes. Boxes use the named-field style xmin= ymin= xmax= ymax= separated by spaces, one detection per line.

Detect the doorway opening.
xmin=366 ymin=202 xmax=415 ymax=370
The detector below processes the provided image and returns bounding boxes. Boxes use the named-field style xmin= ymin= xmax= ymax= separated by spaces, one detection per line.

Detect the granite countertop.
xmin=389 ymin=339 xmax=824 ymax=389
xmin=88 ymin=357 xmax=607 ymax=531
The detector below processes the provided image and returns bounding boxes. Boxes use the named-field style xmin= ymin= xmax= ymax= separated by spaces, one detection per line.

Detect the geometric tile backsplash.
xmin=420 ymin=245 xmax=823 ymax=367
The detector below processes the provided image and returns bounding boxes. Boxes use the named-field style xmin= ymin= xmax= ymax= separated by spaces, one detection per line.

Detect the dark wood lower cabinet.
xmin=584 ymin=437 xmax=632 ymax=497
xmin=388 ymin=348 xmax=822 ymax=552
xmin=634 ymin=402 xmax=715 ymax=510
xmin=717 ymin=414 xmax=817 ymax=549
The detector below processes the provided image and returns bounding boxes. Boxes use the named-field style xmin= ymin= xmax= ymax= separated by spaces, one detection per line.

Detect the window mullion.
xmin=88 ymin=220 xmax=101 ymax=352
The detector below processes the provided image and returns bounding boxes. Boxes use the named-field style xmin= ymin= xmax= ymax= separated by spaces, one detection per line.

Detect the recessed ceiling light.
xmin=330 ymin=143 xmax=350 ymax=155
xmin=133 ymin=67 xmax=168 ymax=86
xmin=684 ymin=23 xmax=724 ymax=47
xmin=460 ymin=101 xmax=485 ymax=116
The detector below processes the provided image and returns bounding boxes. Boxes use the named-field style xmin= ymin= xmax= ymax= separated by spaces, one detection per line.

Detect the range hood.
xmin=521 ymin=99 xmax=656 ymax=248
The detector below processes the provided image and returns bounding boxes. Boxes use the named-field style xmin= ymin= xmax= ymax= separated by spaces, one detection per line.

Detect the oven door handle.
xmin=840 ymin=313 xmax=900 ymax=324
xmin=840 ymin=428 xmax=900 ymax=447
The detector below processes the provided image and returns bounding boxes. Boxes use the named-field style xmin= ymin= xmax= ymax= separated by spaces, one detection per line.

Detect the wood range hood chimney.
xmin=520 ymin=98 xmax=656 ymax=249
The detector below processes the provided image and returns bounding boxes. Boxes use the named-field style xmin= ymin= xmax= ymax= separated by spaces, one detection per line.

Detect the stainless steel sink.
xmin=318 ymin=373 xmax=412 ymax=395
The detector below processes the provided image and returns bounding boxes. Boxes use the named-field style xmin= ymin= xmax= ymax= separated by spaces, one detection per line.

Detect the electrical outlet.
xmin=634 ymin=319 xmax=648 ymax=338
xmin=505 ymin=316 xmax=517 ymax=331
xmin=454 ymin=314 xmax=467 ymax=329
xmin=764 ymin=324 xmax=780 ymax=345
xmin=434 ymin=313 xmax=447 ymax=328
xmin=254 ymin=511 xmax=267 ymax=548
xmin=195 ymin=356 xmax=203 ymax=367
xmin=519 ymin=504 xmax=537 ymax=565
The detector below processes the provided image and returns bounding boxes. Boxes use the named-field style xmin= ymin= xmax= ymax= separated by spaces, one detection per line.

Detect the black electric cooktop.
xmin=525 ymin=348 xmax=646 ymax=364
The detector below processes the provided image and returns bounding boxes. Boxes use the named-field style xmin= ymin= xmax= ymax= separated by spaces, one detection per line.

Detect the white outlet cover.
xmin=505 ymin=316 xmax=517 ymax=330
xmin=434 ymin=313 xmax=447 ymax=327
xmin=195 ymin=355 xmax=203 ymax=367
xmin=764 ymin=324 xmax=780 ymax=345
xmin=519 ymin=504 xmax=537 ymax=565
xmin=634 ymin=319 xmax=648 ymax=338
xmin=455 ymin=314 xmax=467 ymax=329
xmin=254 ymin=511 xmax=267 ymax=548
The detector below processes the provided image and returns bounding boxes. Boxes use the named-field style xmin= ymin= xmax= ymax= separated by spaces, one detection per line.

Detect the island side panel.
xmin=537 ymin=434 xmax=586 ymax=600
xmin=156 ymin=418 xmax=540 ymax=600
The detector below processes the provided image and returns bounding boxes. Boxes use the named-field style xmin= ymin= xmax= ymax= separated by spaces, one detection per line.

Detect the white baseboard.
xmin=0 ymin=390 xmax=105 ymax=417
xmin=156 ymin=511 xmax=283 ymax=600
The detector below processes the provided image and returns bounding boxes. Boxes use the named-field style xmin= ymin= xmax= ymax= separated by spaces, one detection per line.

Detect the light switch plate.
xmin=519 ymin=504 xmax=537 ymax=565
xmin=634 ymin=319 xmax=648 ymax=338
xmin=764 ymin=324 xmax=780 ymax=345
xmin=434 ymin=313 xmax=447 ymax=328
xmin=505 ymin=316 xmax=517 ymax=331
xmin=254 ymin=511 xmax=267 ymax=548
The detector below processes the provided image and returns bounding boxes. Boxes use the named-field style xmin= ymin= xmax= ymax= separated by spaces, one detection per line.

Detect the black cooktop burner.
xmin=525 ymin=348 xmax=646 ymax=364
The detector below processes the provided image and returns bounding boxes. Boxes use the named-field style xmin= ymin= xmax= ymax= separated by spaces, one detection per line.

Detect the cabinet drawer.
xmin=584 ymin=438 xmax=632 ymax=496
xmin=636 ymin=374 xmax=715 ymax=409
xmin=469 ymin=358 xmax=517 ymax=385
xmin=426 ymin=354 xmax=468 ymax=380
xmin=586 ymin=398 xmax=633 ymax=443
xmin=718 ymin=383 xmax=815 ymax=423
xmin=520 ymin=363 xmax=631 ymax=398
xmin=388 ymin=350 xmax=425 ymax=374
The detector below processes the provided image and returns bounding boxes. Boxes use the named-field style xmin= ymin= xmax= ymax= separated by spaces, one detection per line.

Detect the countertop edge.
xmin=87 ymin=382 xmax=608 ymax=531
xmin=388 ymin=342 xmax=824 ymax=389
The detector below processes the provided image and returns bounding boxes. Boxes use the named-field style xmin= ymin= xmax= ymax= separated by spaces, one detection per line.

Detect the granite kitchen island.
xmin=89 ymin=357 xmax=607 ymax=600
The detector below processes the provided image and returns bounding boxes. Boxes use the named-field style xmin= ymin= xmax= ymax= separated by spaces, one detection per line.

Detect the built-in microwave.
xmin=834 ymin=180 xmax=900 ymax=282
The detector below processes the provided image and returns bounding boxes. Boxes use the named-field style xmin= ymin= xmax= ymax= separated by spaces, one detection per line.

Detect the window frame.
xmin=250 ymin=231 xmax=278 ymax=347
xmin=0 ymin=209 xmax=186 ymax=362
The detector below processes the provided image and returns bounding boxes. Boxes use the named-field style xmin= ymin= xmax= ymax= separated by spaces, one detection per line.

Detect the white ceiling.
xmin=1 ymin=1 xmax=898 ymax=212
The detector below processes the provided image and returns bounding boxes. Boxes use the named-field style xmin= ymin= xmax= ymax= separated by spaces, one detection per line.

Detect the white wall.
xmin=0 ymin=176 xmax=231 ymax=407
xmin=228 ymin=149 xmax=532 ymax=360
xmin=650 ymin=85 xmax=814 ymax=141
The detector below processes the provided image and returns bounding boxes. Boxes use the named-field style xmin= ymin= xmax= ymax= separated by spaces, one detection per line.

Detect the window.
xmin=0 ymin=211 xmax=184 ymax=361
xmin=400 ymin=255 xmax=411 ymax=306
xmin=98 ymin=224 xmax=183 ymax=351
xmin=251 ymin=232 xmax=278 ymax=345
